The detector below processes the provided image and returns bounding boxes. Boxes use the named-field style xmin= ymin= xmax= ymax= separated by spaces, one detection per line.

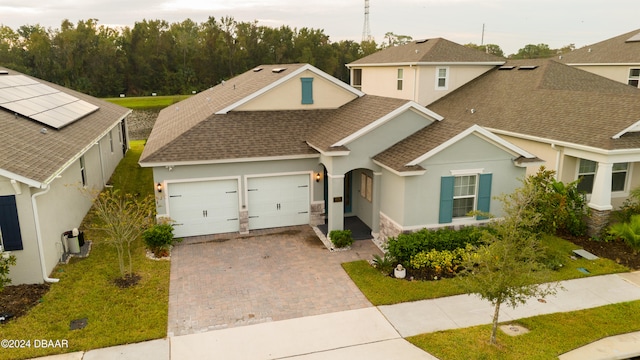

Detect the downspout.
xmin=551 ymin=143 xmax=561 ymax=179
xmin=31 ymin=185 xmax=59 ymax=283
xmin=97 ymin=140 xmax=106 ymax=186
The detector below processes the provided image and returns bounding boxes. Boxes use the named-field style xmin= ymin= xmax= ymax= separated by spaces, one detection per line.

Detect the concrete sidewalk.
xmin=30 ymin=272 xmax=640 ymax=360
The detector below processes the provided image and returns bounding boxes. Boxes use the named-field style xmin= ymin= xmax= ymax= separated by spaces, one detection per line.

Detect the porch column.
xmin=588 ymin=162 xmax=613 ymax=211
xmin=587 ymin=162 xmax=612 ymax=237
xmin=327 ymin=173 xmax=345 ymax=233
xmin=370 ymin=172 xmax=382 ymax=237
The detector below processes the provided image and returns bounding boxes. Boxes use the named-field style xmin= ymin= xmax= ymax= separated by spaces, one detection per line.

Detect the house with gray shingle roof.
xmin=558 ymin=29 xmax=640 ymax=88
xmin=346 ymin=38 xmax=505 ymax=105
xmin=0 ymin=67 xmax=131 ymax=284
xmin=349 ymin=36 xmax=640 ymax=235
xmin=139 ymin=63 xmax=535 ymax=242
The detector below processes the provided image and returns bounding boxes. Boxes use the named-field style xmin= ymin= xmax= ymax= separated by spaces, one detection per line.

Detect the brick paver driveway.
xmin=168 ymin=226 xmax=383 ymax=336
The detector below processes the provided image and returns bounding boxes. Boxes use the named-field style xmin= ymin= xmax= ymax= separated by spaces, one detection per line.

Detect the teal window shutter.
xmin=439 ymin=176 xmax=454 ymax=224
xmin=301 ymin=78 xmax=313 ymax=104
xmin=477 ymin=173 xmax=492 ymax=220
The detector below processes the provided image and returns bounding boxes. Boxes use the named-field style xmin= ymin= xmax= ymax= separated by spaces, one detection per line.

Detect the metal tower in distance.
xmin=362 ymin=0 xmax=372 ymax=42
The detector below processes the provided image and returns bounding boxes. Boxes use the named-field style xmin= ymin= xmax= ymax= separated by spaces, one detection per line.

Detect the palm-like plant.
xmin=610 ymin=214 xmax=640 ymax=254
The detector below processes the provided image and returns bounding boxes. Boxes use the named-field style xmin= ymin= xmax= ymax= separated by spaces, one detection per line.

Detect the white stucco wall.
xmin=2 ymin=123 xmax=125 ymax=284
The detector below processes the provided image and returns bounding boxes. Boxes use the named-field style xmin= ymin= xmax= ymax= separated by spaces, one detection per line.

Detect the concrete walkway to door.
xmin=167 ymin=226 xmax=383 ymax=336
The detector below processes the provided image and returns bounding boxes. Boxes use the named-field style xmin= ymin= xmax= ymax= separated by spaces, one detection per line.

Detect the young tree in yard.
xmin=89 ymin=190 xmax=154 ymax=282
xmin=459 ymin=179 xmax=559 ymax=345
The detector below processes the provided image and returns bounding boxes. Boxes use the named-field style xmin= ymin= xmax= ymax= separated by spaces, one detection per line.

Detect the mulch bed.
xmin=0 ymin=283 xmax=49 ymax=323
xmin=564 ymin=236 xmax=640 ymax=270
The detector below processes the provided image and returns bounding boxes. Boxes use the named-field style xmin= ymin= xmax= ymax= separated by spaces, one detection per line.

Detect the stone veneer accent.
xmin=378 ymin=213 xmax=403 ymax=248
xmin=310 ymin=202 xmax=325 ymax=226
xmin=587 ymin=208 xmax=611 ymax=238
xmin=239 ymin=209 xmax=249 ymax=234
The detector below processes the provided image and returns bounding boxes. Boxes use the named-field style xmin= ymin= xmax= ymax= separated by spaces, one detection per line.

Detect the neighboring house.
xmin=347 ymin=39 xmax=640 ymax=234
xmin=139 ymin=64 xmax=538 ymax=243
xmin=557 ymin=29 xmax=640 ymax=88
xmin=346 ymin=37 xmax=505 ymax=105
xmin=0 ymin=67 xmax=131 ymax=284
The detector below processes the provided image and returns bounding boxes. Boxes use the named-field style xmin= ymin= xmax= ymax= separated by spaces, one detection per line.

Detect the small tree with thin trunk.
xmin=89 ymin=189 xmax=154 ymax=283
xmin=458 ymin=179 xmax=559 ymax=344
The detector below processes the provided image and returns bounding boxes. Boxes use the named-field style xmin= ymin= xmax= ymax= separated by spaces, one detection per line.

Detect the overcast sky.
xmin=1 ymin=0 xmax=638 ymax=55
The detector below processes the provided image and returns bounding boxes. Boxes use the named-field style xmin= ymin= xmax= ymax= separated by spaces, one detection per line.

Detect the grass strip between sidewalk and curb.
xmin=1 ymin=140 xmax=170 ymax=360
xmin=408 ymin=300 xmax=640 ymax=360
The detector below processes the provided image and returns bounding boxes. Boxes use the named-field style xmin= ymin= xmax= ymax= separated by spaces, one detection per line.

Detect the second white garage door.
xmin=247 ymin=174 xmax=310 ymax=230
xmin=168 ymin=180 xmax=240 ymax=238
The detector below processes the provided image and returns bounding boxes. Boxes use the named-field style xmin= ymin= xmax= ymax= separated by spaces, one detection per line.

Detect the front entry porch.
xmin=317 ymin=216 xmax=373 ymax=240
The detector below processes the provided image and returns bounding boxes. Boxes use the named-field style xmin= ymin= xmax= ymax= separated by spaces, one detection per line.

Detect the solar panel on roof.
xmin=0 ymin=75 xmax=98 ymax=129
xmin=626 ymin=32 xmax=640 ymax=42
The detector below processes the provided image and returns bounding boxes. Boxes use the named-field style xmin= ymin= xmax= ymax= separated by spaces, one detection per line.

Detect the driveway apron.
xmin=168 ymin=225 xmax=383 ymax=336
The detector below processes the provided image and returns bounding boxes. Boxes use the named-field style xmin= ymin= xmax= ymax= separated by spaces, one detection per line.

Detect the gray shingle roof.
xmin=558 ymin=29 xmax=640 ymax=64
xmin=348 ymin=38 xmax=505 ymax=65
xmin=0 ymin=67 xmax=131 ymax=185
xmin=426 ymin=59 xmax=640 ymax=151
xmin=141 ymin=64 xmax=308 ymax=162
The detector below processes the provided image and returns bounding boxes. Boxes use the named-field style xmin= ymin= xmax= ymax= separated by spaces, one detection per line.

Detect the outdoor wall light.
xmin=315 ymin=173 xmax=321 ymax=182
xmin=156 ymin=183 xmax=163 ymax=193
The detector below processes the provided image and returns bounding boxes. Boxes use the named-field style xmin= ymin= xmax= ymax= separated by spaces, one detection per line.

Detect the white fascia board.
xmin=305 ymin=141 xmax=350 ymax=157
xmin=139 ymin=153 xmax=321 ymax=168
xmin=487 ymin=127 xmax=615 ymax=155
xmin=612 ymin=119 xmax=640 ymax=139
xmin=407 ymin=125 xmax=536 ymax=166
xmin=372 ymin=159 xmax=426 ymax=177
xmin=42 ymin=113 xmax=131 ymax=185
xmin=0 ymin=169 xmax=43 ymax=188
xmin=347 ymin=61 xmax=505 ymax=68
xmin=331 ymin=102 xmax=443 ymax=147
xmin=216 ymin=64 xmax=364 ymax=114
xmin=565 ymin=62 xmax=640 ymax=66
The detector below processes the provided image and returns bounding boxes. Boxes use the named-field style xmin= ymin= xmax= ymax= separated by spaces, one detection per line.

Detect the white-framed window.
xmin=577 ymin=159 xmax=629 ymax=193
xmin=80 ymin=155 xmax=87 ymax=187
xmin=612 ymin=162 xmax=629 ymax=192
xmin=629 ymin=68 xmax=640 ymax=88
xmin=436 ymin=66 xmax=449 ymax=90
xmin=453 ymin=175 xmax=477 ymax=218
xmin=352 ymin=69 xmax=362 ymax=90
xmin=360 ymin=173 xmax=372 ymax=202
xmin=397 ymin=68 xmax=403 ymax=90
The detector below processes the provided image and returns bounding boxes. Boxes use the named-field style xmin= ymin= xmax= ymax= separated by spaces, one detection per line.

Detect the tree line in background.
xmin=0 ymin=17 xmax=575 ymax=98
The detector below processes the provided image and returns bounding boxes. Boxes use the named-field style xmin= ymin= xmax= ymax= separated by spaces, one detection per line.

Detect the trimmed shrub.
xmin=0 ymin=251 xmax=16 ymax=291
xmin=387 ymin=226 xmax=484 ymax=266
xmin=329 ymin=229 xmax=353 ymax=248
xmin=409 ymin=246 xmax=470 ymax=275
xmin=142 ymin=223 xmax=181 ymax=257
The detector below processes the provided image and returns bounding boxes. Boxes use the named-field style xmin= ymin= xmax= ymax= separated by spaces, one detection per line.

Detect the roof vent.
xmin=0 ymin=70 xmax=8 ymax=75
xmin=626 ymin=32 xmax=640 ymax=42
xmin=253 ymin=67 xmax=263 ymax=72
xmin=499 ymin=66 xmax=516 ymax=70
xmin=588 ymin=48 xmax=592 ymax=53
xmin=415 ymin=39 xmax=429 ymax=44
xmin=272 ymin=68 xmax=287 ymax=73
xmin=518 ymin=66 xmax=538 ymax=70
xmin=40 ymin=128 xmax=48 ymax=134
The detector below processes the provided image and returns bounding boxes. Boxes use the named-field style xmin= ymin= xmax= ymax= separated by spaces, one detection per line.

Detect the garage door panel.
xmin=248 ymin=174 xmax=310 ymax=230
xmin=168 ymin=180 xmax=239 ymax=238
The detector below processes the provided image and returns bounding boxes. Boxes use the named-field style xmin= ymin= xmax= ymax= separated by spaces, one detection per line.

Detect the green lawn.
xmin=2 ymin=141 xmax=169 ymax=360
xmin=409 ymin=300 xmax=640 ymax=359
xmin=343 ymin=234 xmax=629 ymax=306
xmin=104 ymin=95 xmax=191 ymax=109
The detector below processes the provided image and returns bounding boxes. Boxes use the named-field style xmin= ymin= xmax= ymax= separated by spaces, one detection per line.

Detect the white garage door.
xmin=247 ymin=174 xmax=310 ymax=230
xmin=168 ymin=180 xmax=240 ymax=238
